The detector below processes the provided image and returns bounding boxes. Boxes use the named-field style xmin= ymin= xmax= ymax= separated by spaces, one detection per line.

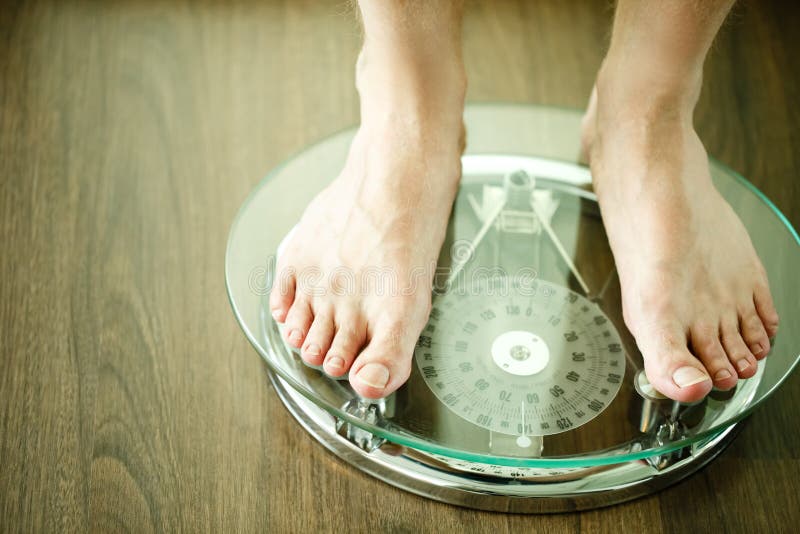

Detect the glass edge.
xmin=709 ymin=154 xmax=800 ymax=244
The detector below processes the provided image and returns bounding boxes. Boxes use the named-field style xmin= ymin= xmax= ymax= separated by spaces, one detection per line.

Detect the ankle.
xmin=594 ymin=56 xmax=702 ymax=132
xmin=355 ymin=46 xmax=466 ymax=133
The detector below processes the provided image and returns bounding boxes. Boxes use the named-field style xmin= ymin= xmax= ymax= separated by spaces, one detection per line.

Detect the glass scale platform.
xmin=225 ymin=104 xmax=799 ymax=512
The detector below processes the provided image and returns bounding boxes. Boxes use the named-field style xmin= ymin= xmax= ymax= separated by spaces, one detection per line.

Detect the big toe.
xmin=350 ymin=330 xmax=413 ymax=399
xmin=638 ymin=325 xmax=713 ymax=403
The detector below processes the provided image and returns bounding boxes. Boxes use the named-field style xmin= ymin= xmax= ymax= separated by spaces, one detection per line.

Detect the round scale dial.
xmin=415 ymin=278 xmax=626 ymax=437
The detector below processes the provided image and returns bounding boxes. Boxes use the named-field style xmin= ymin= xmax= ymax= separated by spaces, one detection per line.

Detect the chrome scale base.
xmin=268 ymin=370 xmax=741 ymax=513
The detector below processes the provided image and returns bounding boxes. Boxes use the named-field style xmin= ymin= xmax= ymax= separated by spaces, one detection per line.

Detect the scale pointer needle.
xmin=446 ymin=197 xmax=507 ymax=288
xmin=516 ymin=401 xmax=532 ymax=448
xmin=529 ymin=199 xmax=591 ymax=295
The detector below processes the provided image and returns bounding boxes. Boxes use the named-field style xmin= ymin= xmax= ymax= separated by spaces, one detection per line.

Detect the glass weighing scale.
xmin=225 ymin=104 xmax=800 ymax=512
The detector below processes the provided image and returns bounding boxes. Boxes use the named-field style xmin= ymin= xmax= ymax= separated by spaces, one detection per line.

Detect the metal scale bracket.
xmin=632 ymin=369 xmax=719 ymax=470
xmin=335 ymin=397 xmax=391 ymax=453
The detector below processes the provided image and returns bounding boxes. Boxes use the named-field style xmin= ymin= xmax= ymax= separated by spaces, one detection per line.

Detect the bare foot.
xmin=269 ymin=47 xmax=466 ymax=399
xmin=583 ymin=66 xmax=779 ymax=402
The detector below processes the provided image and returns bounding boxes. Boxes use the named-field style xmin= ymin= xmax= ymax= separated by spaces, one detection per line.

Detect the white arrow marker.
xmin=516 ymin=401 xmax=532 ymax=448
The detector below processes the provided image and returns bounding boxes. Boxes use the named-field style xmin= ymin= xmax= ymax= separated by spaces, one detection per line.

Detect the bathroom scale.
xmin=225 ymin=104 xmax=800 ymax=512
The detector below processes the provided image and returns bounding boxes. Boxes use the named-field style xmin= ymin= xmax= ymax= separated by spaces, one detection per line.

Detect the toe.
xmin=268 ymin=267 xmax=296 ymax=323
xmin=283 ymin=297 xmax=313 ymax=349
xmin=323 ymin=310 xmax=367 ymax=377
xmin=739 ymin=306 xmax=771 ymax=359
xmin=720 ymin=317 xmax=758 ymax=379
xmin=301 ymin=308 xmax=335 ymax=366
xmin=638 ymin=324 xmax=712 ymax=403
xmin=753 ymin=281 xmax=779 ymax=338
xmin=690 ymin=322 xmax=738 ymax=391
xmin=350 ymin=328 xmax=413 ymax=399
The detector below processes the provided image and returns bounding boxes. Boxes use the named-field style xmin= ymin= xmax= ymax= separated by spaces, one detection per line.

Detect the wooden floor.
xmin=2 ymin=0 xmax=799 ymax=532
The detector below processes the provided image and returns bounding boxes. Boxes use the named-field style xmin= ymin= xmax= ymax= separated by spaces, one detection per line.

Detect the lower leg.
xmin=582 ymin=1 xmax=731 ymax=158
xmin=584 ymin=0 xmax=779 ymax=401
xmin=594 ymin=0 xmax=733 ymax=141
xmin=355 ymin=1 xmax=466 ymax=131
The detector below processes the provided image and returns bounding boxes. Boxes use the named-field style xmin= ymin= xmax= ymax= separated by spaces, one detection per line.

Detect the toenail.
xmin=305 ymin=344 xmax=320 ymax=357
xmin=287 ymin=329 xmax=302 ymax=344
xmin=673 ymin=366 xmax=710 ymax=388
xmin=714 ymin=369 xmax=732 ymax=381
xmin=326 ymin=356 xmax=344 ymax=370
xmin=750 ymin=343 xmax=762 ymax=355
xmin=356 ymin=363 xmax=390 ymax=390
xmin=736 ymin=359 xmax=750 ymax=372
